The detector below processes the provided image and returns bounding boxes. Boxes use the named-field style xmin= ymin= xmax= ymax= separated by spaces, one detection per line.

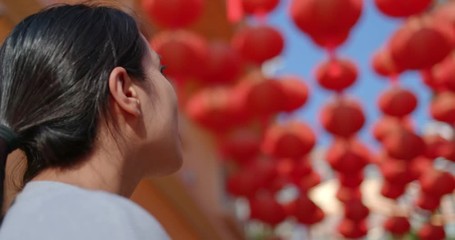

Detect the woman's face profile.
xmin=134 ymin=37 xmax=183 ymax=176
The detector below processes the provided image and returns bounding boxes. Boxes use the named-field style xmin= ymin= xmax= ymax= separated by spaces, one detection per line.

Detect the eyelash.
xmin=160 ymin=65 xmax=167 ymax=74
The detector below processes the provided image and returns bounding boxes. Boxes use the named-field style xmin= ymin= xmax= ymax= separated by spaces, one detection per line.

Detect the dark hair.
xmin=0 ymin=4 xmax=147 ymax=213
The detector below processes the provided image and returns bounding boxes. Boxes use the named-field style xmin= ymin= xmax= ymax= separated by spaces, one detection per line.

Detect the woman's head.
xmin=0 ymin=3 xmax=182 ymax=195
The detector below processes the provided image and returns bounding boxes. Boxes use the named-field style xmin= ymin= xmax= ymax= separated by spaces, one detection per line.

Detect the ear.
xmin=108 ymin=67 xmax=141 ymax=117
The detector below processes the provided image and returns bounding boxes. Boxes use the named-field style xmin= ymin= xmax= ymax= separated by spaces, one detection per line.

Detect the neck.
xmin=32 ymin=139 xmax=143 ymax=197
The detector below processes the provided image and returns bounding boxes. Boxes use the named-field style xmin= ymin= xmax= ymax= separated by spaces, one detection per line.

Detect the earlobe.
xmin=108 ymin=67 xmax=141 ymax=117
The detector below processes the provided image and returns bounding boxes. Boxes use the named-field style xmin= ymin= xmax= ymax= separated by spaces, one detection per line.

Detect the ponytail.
xmin=0 ymin=125 xmax=19 ymax=224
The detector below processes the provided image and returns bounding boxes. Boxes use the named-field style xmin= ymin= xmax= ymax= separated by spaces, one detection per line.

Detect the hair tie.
xmin=0 ymin=125 xmax=19 ymax=154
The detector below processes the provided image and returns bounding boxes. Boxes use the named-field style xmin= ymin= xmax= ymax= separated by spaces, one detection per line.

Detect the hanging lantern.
xmin=242 ymin=0 xmax=279 ymax=15
xmin=151 ymin=30 xmax=208 ymax=81
xmin=337 ymin=218 xmax=368 ymax=239
xmin=289 ymin=0 xmax=362 ymax=49
xmin=409 ymin=156 xmax=433 ymax=178
xmin=288 ymin=157 xmax=313 ymax=183
xmin=343 ymin=199 xmax=369 ymax=222
xmin=380 ymin=181 xmax=407 ymax=199
xmin=236 ymin=74 xmax=287 ymax=117
xmin=326 ymin=139 xmax=370 ymax=174
xmin=379 ymin=158 xmax=417 ymax=185
xmin=420 ymin=168 xmax=455 ymax=197
xmin=422 ymin=56 xmax=455 ymax=92
xmin=424 ymin=135 xmax=448 ymax=159
xmin=226 ymin=169 xmax=262 ymax=197
xmin=315 ymin=57 xmax=358 ymax=92
xmin=374 ymin=0 xmax=432 ymax=18
xmin=378 ymin=87 xmax=418 ymax=118
xmin=433 ymin=2 xmax=455 ymax=32
xmin=338 ymin=172 xmax=364 ymax=188
xmin=309 ymin=29 xmax=350 ymax=50
xmin=336 ymin=186 xmax=362 ymax=203
xmin=262 ymin=121 xmax=316 ymax=160
xmin=295 ymin=170 xmax=321 ymax=193
xmin=430 ymin=91 xmax=455 ymax=125
xmin=286 ymin=193 xmax=325 ymax=225
xmin=232 ymin=25 xmax=284 ymax=64
xmin=416 ymin=193 xmax=442 ymax=211
xmin=372 ymin=117 xmax=412 ymax=142
xmin=248 ymin=191 xmax=287 ymax=226
xmin=418 ymin=223 xmax=446 ymax=240
xmin=226 ymin=158 xmax=278 ymax=197
xmin=142 ymin=0 xmax=204 ymax=28
xmin=389 ymin=17 xmax=453 ymax=70
xmin=384 ymin=216 xmax=411 ymax=236
xmin=320 ymin=98 xmax=365 ymax=138
xmin=371 ymin=49 xmax=402 ymax=78
xmin=218 ymin=127 xmax=262 ymax=165
xmin=185 ymin=87 xmax=248 ymax=132
xmin=278 ymin=76 xmax=309 ymax=113
xmin=198 ymin=42 xmax=243 ymax=85
xmin=382 ymin=127 xmax=425 ymax=160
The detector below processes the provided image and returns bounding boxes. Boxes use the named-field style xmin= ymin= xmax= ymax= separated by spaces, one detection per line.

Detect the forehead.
xmin=140 ymin=34 xmax=160 ymax=65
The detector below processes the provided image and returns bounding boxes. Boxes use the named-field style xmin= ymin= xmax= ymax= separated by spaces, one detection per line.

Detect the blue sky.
xmin=262 ymin=0 xmax=433 ymax=149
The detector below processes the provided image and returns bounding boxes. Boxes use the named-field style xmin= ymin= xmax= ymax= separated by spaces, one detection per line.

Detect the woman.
xmin=0 ymin=3 xmax=182 ymax=239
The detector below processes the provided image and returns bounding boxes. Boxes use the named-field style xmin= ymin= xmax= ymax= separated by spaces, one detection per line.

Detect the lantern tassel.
xmin=227 ymin=0 xmax=244 ymax=23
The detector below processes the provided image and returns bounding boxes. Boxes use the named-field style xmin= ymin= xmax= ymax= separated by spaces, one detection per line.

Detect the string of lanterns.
xmin=140 ymin=0 xmax=455 ymax=239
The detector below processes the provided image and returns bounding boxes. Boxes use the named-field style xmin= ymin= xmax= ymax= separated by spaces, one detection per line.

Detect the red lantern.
xmin=378 ymin=87 xmax=418 ymax=118
xmin=326 ymin=139 xmax=370 ymax=174
xmin=151 ymin=30 xmax=208 ymax=81
xmin=185 ymin=87 xmax=248 ymax=132
xmin=218 ymin=128 xmax=261 ymax=165
xmin=372 ymin=117 xmax=412 ymax=142
xmin=336 ymin=186 xmax=362 ymax=203
xmin=227 ymin=158 xmax=278 ymax=197
xmin=424 ymin=135 xmax=448 ymax=159
xmin=295 ymin=170 xmax=321 ymax=193
xmin=338 ymin=172 xmax=364 ymax=188
xmin=431 ymin=137 xmax=455 ymax=162
xmin=199 ymin=42 xmax=242 ymax=85
xmin=236 ymin=74 xmax=287 ymax=117
xmin=379 ymin=158 xmax=416 ymax=185
xmin=142 ymin=0 xmax=204 ymax=28
xmin=248 ymin=192 xmax=286 ymax=226
xmin=380 ymin=181 xmax=406 ymax=199
xmin=286 ymin=194 xmax=325 ymax=225
xmin=422 ymin=57 xmax=455 ymax=92
xmin=371 ymin=49 xmax=402 ymax=77
xmin=288 ymin=157 xmax=313 ymax=183
xmin=262 ymin=121 xmax=316 ymax=160
xmin=344 ymin=199 xmax=369 ymax=222
xmin=389 ymin=17 xmax=453 ymax=70
xmin=232 ymin=25 xmax=284 ymax=64
xmin=433 ymin=2 xmax=455 ymax=32
xmin=278 ymin=76 xmax=309 ymax=113
xmin=382 ymin=127 xmax=425 ymax=160
xmin=290 ymin=0 xmax=362 ymax=49
xmin=384 ymin=216 xmax=411 ymax=236
xmin=315 ymin=57 xmax=358 ymax=92
xmin=416 ymin=193 xmax=442 ymax=211
xmin=242 ymin=0 xmax=279 ymax=15
xmin=418 ymin=223 xmax=446 ymax=240
xmin=374 ymin=0 xmax=432 ymax=18
xmin=409 ymin=156 xmax=433 ymax=178
xmin=430 ymin=91 xmax=455 ymax=125
xmin=320 ymin=98 xmax=365 ymax=138
xmin=337 ymin=218 xmax=368 ymax=239
xmin=309 ymin=29 xmax=350 ymax=50
xmin=420 ymin=168 xmax=455 ymax=197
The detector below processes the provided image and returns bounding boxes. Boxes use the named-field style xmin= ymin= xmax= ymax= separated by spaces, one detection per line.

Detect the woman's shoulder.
xmin=0 ymin=181 xmax=170 ymax=240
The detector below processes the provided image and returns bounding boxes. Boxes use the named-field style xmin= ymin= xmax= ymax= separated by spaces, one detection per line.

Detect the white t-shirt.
xmin=0 ymin=181 xmax=170 ymax=240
